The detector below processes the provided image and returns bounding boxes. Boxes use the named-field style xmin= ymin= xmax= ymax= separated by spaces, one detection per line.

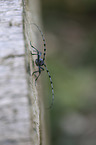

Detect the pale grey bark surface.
xmin=0 ymin=0 xmax=31 ymax=145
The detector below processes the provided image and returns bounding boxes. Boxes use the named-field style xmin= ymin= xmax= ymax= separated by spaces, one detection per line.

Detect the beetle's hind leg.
xmin=32 ymin=71 xmax=39 ymax=76
xmin=32 ymin=66 xmax=44 ymax=85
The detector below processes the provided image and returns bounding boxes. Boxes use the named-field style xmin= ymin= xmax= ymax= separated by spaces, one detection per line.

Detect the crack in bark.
xmin=0 ymin=54 xmax=25 ymax=63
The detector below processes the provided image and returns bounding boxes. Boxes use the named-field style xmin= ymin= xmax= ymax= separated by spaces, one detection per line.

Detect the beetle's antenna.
xmin=44 ymin=64 xmax=54 ymax=109
xmin=32 ymin=23 xmax=46 ymax=61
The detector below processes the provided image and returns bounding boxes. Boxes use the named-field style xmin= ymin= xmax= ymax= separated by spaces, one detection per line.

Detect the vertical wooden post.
xmin=23 ymin=0 xmax=49 ymax=145
xmin=0 ymin=0 xmax=32 ymax=145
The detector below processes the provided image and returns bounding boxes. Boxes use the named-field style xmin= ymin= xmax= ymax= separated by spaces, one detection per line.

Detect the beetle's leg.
xmin=30 ymin=41 xmax=39 ymax=52
xmin=30 ymin=50 xmax=38 ymax=56
xmin=32 ymin=71 xmax=39 ymax=76
xmin=35 ymin=66 xmax=41 ymax=85
xmin=40 ymin=66 xmax=44 ymax=71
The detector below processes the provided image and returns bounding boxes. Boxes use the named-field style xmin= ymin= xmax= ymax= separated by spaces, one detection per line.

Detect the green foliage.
xmin=47 ymin=58 xmax=96 ymax=112
xmin=42 ymin=0 xmax=96 ymax=14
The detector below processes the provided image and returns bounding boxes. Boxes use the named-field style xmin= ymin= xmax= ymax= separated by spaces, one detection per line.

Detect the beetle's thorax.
xmin=35 ymin=58 xmax=44 ymax=66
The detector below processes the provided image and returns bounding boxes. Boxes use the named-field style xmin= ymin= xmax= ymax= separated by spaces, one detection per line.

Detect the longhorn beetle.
xmin=30 ymin=23 xmax=54 ymax=109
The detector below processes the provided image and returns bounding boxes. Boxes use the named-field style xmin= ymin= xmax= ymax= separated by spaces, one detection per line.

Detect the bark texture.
xmin=0 ymin=0 xmax=31 ymax=145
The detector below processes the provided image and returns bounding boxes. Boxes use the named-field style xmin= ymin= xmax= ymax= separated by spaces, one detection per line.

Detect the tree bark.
xmin=0 ymin=0 xmax=31 ymax=145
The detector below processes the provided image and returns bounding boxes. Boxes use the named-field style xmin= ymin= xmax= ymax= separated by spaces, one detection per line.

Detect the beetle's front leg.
xmin=30 ymin=51 xmax=38 ymax=55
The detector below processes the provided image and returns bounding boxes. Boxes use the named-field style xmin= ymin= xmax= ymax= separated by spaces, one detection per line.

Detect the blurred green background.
xmin=41 ymin=0 xmax=96 ymax=145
